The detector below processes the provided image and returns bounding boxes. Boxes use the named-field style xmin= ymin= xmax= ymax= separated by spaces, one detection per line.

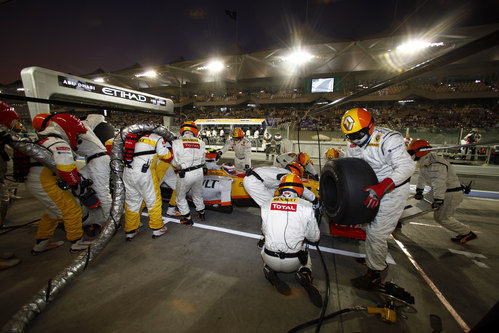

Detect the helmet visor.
xmin=345 ymin=129 xmax=367 ymax=141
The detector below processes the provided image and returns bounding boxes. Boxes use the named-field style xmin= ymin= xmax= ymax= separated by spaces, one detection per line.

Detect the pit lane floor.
xmin=1 ymin=155 xmax=498 ymax=332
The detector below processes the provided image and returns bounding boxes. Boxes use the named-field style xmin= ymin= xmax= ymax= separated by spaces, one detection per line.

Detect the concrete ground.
xmin=1 ymin=153 xmax=498 ymax=332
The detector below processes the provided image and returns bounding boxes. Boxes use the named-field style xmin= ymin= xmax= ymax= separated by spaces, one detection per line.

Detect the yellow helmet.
xmin=340 ymin=108 xmax=374 ymax=143
xmin=285 ymin=162 xmax=304 ymax=177
xmin=325 ymin=148 xmax=339 ymax=160
xmin=297 ymin=152 xmax=312 ymax=167
xmin=278 ymin=174 xmax=304 ymax=197
xmin=231 ymin=127 xmax=244 ymax=139
xmin=180 ymin=121 xmax=198 ymax=137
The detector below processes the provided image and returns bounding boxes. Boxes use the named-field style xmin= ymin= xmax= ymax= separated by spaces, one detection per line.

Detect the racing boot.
xmin=31 ymin=239 xmax=64 ymax=256
xmin=196 ymin=210 xmax=206 ymax=221
xmin=180 ymin=214 xmax=194 ymax=226
xmin=70 ymin=238 xmax=93 ymax=253
xmin=152 ymin=225 xmax=168 ymax=239
xmin=296 ymin=268 xmax=323 ymax=308
xmin=451 ymin=231 xmax=477 ymax=244
xmin=263 ymin=265 xmax=291 ymax=296
xmin=351 ymin=267 xmax=387 ymax=291
xmin=126 ymin=229 xmax=139 ymax=242
xmin=166 ymin=205 xmax=181 ymax=217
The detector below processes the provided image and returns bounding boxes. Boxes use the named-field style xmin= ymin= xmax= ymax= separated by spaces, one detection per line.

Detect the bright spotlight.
xmin=135 ymin=70 xmax=157 ymax=78
xmin=396 ymin=39 xmax=444 ymax=53
xmin=93 ymin=77 xmax=105 ymax=83
xmin=282 ymin=50 xmax=314 ymax=64
xmin=206 ymin=60 xmax=224 ymax=73
xmin=17 ymin=88 xmax=25 ymax=91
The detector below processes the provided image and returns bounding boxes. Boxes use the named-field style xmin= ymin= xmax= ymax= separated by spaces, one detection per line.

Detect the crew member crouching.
xmin=260 ymin=174 xmax=322 ymax=307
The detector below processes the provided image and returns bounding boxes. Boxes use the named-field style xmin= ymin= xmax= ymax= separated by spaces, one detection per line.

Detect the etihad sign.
xmin=58 ymin=76 xmax=166 ymax=106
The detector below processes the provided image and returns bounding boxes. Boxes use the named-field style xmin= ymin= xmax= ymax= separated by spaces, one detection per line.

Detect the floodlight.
xmin=282 ymin=50 xmax=314 ymax=64
xmin=206 ymin=60 xmax=224 ymax=73
xmin=17 ymin=88 xmax=24 ymax=91
xmin=93 ymin=77 xmax=105 ymax=83
xmin=135 ymin=70 xmax=157 ymax=78
xmin=396 ymin=39 xmax=444 ymax=54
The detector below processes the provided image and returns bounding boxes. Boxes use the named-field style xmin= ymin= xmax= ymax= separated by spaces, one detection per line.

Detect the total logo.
xmin=271 ymin=203 xmax=297 ymax=212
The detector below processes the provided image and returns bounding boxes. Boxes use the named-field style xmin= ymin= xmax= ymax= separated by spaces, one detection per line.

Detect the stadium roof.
xmin=1 ymin=24 xmax=498 ymax=97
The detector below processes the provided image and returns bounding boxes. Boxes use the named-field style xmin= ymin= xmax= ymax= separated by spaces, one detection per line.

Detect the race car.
xmin=161 ymin=150 xmax=320 ymax=213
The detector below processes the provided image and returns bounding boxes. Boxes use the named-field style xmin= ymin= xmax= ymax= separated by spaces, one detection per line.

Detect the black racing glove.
xmin=414 ymin=188 xmax=424 ymax=200
xmin=432 ymin=198 xmax=444 ymax=209
xmin=244 ymin=164 xmax=250 ymax=170
xmin=245 ymin=168 xmax=253 ymax=176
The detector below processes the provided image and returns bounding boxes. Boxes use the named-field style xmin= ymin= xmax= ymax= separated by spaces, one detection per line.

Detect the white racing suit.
xmin=84 ymin=114 xmax=115 ymax=155
xmin=346 ymin=127 xmax=415 ymax=271
xmin=171 ymin=132 xmax=206 ymax=217
xmin=243 ymin=166 xmax=317 ymax=207
xmin=123 ymin=133 xmax=171 ymax=232
xmin=26 ymin=124 xmax=83 ymax=242
xmin=274 ymin=152 xmax=318 ymax=179
xmin=416 ymin=153 xmax=471 ymax=235
xmin=261 ymin=196 xmax=320 ymax=273
xmin=221 ymin=138 xmax=251 ymax=170
xmin=77 ymin=121 xmax=111 ymax=221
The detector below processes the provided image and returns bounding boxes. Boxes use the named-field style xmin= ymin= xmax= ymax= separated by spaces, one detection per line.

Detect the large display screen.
xmin=311 ymin=78 xmax=335 ymax=93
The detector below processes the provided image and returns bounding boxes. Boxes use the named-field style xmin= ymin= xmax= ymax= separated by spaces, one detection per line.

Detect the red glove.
xmin=363 ymin=178 xmax=395 ymax=209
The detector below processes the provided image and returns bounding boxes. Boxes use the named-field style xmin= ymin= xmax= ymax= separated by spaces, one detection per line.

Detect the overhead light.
xmin=396 ymin=40 xmax=444 ymax=53
xmin=197 ymin=59 xmax=225 ymax=73
xmin=93 ymin=77 xmax=105 ymax=83
xmin=17 ymin=88 xmax=24 ymax=91
xmin=135 ymin=70 xmax=157 ymax=78
xmin=475 ymin=80 xmax=481 ymax=83
xmin=282 ymin=49 xmax=314 ymax=65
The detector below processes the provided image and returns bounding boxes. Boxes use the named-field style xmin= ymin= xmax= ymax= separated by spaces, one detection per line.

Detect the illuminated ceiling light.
xmin=135 ymin=70 xmax=157 ymax=78
xmin=196 ymin=59 xmax=225 ymax=73
xmin=282 ymin=50 xmax=314 ymax=65
xmin=93 ymin=77 xmax=105 ymax=83
xmin=207 ymin=60 xmax=224 ymax=73
xmin=396 ymin=39 xmax=444 ymax=53
xmin=17 ymin=88 xmax=25 ymax=91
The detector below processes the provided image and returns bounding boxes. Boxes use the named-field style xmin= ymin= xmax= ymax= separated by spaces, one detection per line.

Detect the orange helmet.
xmin=285 ymin=162 xmax=304 ymax=177
xmin=32 ymin=113 xmax=52 ymax=132
xmin=231 ymin=128 xmax=244 ymax=139
xmin=0 ymin=100 xmax=23 ymax=131
xmin=50 ymin=114 xmax=87 ymax=149
xmin=297 ymin=152 xmax=312 ymax=166
xmin=278 ymin=174 xmax=304 ymax=197
xmin=180 ymin=121 xmax=198 ymax=137
xmin=341 ymin=108 xmax=374 ymax=145
xmin=407 ymin=139 xmax=431 ymax=160
xmin=325 ymin=148 xmax=339 ymax=160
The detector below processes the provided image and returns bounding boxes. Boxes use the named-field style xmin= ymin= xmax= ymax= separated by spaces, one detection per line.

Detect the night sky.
xmin=1 ymin=0 xmax=497 ymax=84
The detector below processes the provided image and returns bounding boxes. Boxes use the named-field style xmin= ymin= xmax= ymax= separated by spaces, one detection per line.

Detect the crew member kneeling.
xmin=171 ymin=121 xmax=206 ymax=225
xmin=260 ymin=174 xmax=322 ymax=307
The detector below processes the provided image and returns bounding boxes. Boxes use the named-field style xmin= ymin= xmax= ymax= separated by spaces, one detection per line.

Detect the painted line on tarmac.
xmin=142 ymin=213 xmax=396 ymax=264
xmin=409 ymin=222 xmax=444 ymax=228
xmin=392 ymin=235 xmax=470 ymax=332
xmin=448 ymin=249 xmax=489 ymax=269
xmin=408 ymin=222 xmax=482 ymax=234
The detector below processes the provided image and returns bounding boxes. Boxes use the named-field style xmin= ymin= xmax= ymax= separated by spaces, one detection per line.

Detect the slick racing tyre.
xmin=319 ymin=158 xmax=379 ymax=225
